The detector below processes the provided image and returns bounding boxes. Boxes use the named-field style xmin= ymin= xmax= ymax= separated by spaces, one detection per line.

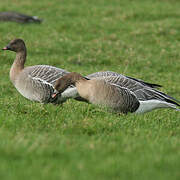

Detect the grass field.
xmin=0 ymin=0 xmax=180 ymax=179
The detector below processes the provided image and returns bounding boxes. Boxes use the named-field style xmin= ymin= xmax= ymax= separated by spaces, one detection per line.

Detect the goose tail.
xmin=31 ymin=16 xmax=42 ymax=23
xmin=135 ymin=100 xmax=180 ymax=113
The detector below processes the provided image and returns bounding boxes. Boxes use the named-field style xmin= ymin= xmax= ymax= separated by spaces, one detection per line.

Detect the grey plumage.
xmin=87 ymin=71 xmax=162 ymax=89
xmin=17 ymin=65 xmax=69 ymax=103
xmin=92 ymin=80 xmax=140 ymax=113
xmin=86 ymin=71 xmax=179 ymax=107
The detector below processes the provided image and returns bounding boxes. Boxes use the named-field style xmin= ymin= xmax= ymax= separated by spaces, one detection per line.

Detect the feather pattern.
xmin=86 ymin=71 xmax=179 ymax=105
xmin=107 ymin=83 xmax=140 ymax=113
xmin=15 ymin=65 xmax=69 ymax=103
xmin=87 ymin=71 xmax=162 ymax=88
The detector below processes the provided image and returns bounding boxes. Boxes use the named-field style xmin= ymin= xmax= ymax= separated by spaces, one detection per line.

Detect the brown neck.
xmin=72 ymin=74 xmax=87 ymax=85
xmin=55 ymin=72 xmax=88 ymax=93
xmin=10 ymin=49 xmax=27 ymax=83
xmin=13 ymin=49 xmax=27 ymax=69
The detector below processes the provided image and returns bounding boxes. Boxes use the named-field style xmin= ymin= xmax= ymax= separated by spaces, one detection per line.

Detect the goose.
xmin=56 ymin=71 xmax=162 ymax=102
xmin=52 ymin=72 xmax=180 ymax=114
xmin=2 ymin=38 xmax=69 ymax=103
xmin=0 ymin=12 xmax=42 ymax=23
xmin=57 ymin=71 xmax=163 ymax=103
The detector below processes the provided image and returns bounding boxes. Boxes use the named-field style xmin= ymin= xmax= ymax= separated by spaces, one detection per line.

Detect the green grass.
xmin=0 ymin=0 xmax=180 ymax=179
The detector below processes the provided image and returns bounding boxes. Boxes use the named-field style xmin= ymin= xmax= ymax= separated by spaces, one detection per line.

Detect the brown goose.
xmin=2 ymin=39 xmax=69 ymax=103
xmin=52 ymin=72 xmax=180 ymax=114
xmin=57 ymin=71 xmax=162 ymax=103
xmin=0 ymin=12 xmax=42 ymax=23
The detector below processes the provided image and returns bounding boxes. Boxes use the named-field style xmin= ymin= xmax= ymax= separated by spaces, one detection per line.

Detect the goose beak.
xmin=52 ymin=93 xmax=58 ymax=98
xmin=2 ymin=46 xmax=10 ymax=50
xmin=52 ymin=89 xmax=59 ymax=98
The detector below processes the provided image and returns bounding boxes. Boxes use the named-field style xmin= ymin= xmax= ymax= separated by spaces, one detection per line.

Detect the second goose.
xmin=52 ymin=72 xmax=180 ymax=114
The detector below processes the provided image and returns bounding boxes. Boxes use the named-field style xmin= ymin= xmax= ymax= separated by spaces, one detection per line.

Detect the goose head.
xmin=52 ymin=72 xmax=89 ymax=98
xmin=2 ymin=39 xmax=26 ymax=52
xmin=54 ymin=72 xmax=80 ymax=93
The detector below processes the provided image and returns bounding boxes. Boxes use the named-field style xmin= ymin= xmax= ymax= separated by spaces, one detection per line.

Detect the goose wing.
xmin=105 ymin=76 xmax=179 ymax=106
xmin=87 ymin=71 xmax=161 ymax=88
xmin=28 ymin=65 xmax=69 ymax=85
xmin=22 ymin=65 xmax=69 ymax=103
xmin=109 ymin=82 xmax=140 ymax=113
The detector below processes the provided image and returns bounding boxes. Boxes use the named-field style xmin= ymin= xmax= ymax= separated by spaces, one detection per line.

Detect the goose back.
xmin=87 ymin=71 xmax=161 ymax=88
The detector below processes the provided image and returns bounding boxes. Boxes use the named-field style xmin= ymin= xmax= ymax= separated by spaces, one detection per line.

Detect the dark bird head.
xmin=2 ymin=39 xmax=26 ymax=52
xmin=52 ymin=72 xmax=90 ymax=98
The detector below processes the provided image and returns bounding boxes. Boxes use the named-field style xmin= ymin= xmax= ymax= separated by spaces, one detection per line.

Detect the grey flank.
xmin=20 ymin=65 xmax=69 ymax=103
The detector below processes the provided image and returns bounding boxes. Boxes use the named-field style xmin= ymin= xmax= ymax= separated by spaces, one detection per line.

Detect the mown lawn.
xmin=0 ymin=0 xmax=180 ymax=179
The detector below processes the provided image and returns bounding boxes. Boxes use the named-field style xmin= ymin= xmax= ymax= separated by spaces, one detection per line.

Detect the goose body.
xmin=0 ymin=12 xmax=42 ymax=23
xmin=53 ymin=72 xmax=180 ymax=114
xmin=3 ymin=39 xmax=69 ymax=103
xmin=76 ymin=78 xmax=140 ymax=113
xmin=59 ymin=70 xmax=162 ymax=102
xmin=13 ymin=65 xmax=68 ymax=103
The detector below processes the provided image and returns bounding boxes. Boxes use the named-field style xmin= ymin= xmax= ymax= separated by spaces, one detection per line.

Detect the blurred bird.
xmin=0 ymin=11 xmax=42 ymax=23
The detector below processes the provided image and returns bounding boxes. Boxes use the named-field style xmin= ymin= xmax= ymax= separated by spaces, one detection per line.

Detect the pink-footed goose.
xmin=2 ymin=39 xmax=69 ymax=103
xmin=53 ymin=72 xmax=180 ymax=114
xmin=57 ymin=71 xmax=163 ymax=103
